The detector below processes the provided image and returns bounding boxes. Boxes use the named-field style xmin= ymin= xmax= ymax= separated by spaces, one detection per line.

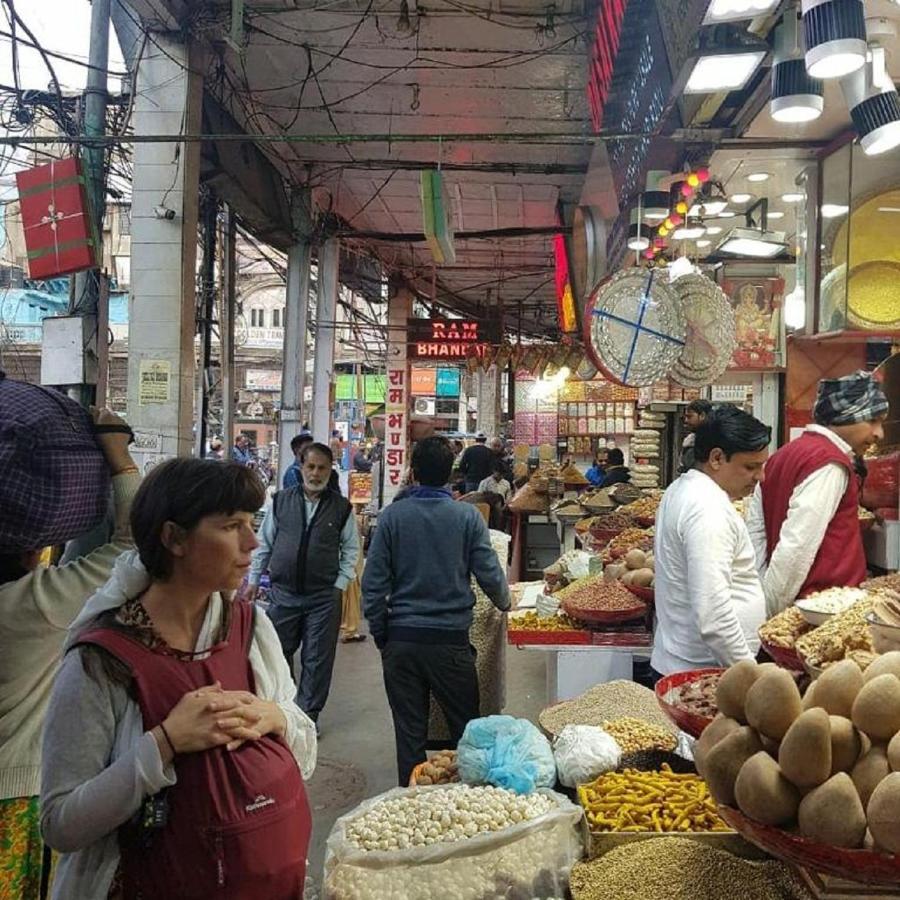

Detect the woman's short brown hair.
xmin=131 ymin=459 xmax=265 ymax=579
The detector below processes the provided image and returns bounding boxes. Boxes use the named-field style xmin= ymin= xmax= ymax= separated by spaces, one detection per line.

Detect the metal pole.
xmin=196 ymin=195 xmax=217 ymax=458
xmin=221 ymin=205 xmax=237 ymax=453
xmin=311 ymin=238 xmax=339 ymax=443
xmin=70 ymin=0 xmax=109 ymax=406
xmin=95 ymin=272 xmax=110 ymax=407
xmin=277 ymin=188 xmax=313 ymax=485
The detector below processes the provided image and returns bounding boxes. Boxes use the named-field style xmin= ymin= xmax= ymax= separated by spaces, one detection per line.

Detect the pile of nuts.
xmin=510 ymin=610 xmax=583 ymax=632
xmin=577 ymin=765 xmax=727 ymax=833
xmin=604 ymin=528 xmax=654 ymax=561
xmin=411 ymin=751 xmax=459 ymax=786
xmin=616 ymin=494 xmax=662 ymax=520
xmin=344 ymin=785 xmax=554 ymax=852
xmin=539 ymin=681 xmax=677 ymax=737
xmin=589 ymin=511 xmax=635 ymax=532
xmin=795 ymin=594 xmax=875 ymax=669
xmin=557 ymin=577 xmax=646 ymax=613
xmin=758 ymin=606 xmax=813 ymax=650
xmin=602 ymin=717 xmax=677 ymax=754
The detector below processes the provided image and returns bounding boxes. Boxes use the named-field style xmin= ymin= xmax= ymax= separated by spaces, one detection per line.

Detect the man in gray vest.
xmin=248 ymin=442 xmax=360 ymax=731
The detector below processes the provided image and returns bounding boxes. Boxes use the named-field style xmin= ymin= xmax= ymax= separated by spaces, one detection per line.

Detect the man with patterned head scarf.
xmin=747 ymin=371 xmax=889 ymax=616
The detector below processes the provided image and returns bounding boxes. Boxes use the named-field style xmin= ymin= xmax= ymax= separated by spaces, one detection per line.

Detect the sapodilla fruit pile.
xmin=695 ymin=654 xmax=900 ymax=853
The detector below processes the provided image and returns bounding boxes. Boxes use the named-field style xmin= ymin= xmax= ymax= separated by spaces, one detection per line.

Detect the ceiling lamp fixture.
xmin=782 ymin=191 xmax=806 ymax=201
xmin=641 ymin=171 xmax=672 ymax=222
xmin=703 ymin=0 xmax=781 ymax=25
xmin=717 ymin=227 xmax=789 ymax=257
xmin=821 ymin=202 xmax=850 ymax=217
xmin=705 ymin=225 xmax=723 ymax=235
xmin=841 ymin=45 xmax=900 ymax=156
xmin=801 ymin=0 xmax=867 ymax=80
xmin=672 ymin=222 xmax=708 ymax=240
xmin=771 ymin=7 xmax=825 ymax=122
xmin=767 ymin=210 xmax=786 ymax=219
xmin=716 ymin=196 xmax=789 ymax=258
xmin=747 ymin=172 xmax=771 ymax=182
xmin=685 ymin=48 xmax=768 ymax=93
xmin=627 ymin=207 xmax=652 ymax=251
xmin=731 ymin=193 xmax=754 ymax=203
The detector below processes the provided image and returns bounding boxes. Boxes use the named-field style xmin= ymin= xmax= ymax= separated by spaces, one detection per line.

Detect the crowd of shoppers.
xmin=0 ymin=362 xmax=891 ymax=899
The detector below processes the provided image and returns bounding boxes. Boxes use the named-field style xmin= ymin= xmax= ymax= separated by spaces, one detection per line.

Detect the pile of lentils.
xmin=569 ymin=837 xmax=813 ymax=900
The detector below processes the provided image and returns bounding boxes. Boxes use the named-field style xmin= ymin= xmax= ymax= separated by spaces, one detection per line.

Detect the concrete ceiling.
xmin=168 ymin=0 xmax=600 ymax=336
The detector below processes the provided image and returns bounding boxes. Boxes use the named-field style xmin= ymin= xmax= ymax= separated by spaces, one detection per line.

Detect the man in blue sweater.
xmin=363 ymin=435 xmax=510 ymax=784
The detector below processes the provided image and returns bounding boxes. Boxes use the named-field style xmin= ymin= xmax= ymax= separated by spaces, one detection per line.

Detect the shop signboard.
xmin=436 ymin=367 xmax=460 ymax=397
xmin=410 ymin=367 xmax=437 ymax=395
xmin=407 ymin=318 xmax=498 ymax=360
xmin=246 ymin=369 xmax=282 ymax=391
xmin=349 ymin=472 xmax=373 ymax=505
xmin=384 ymin=366 xmax=408 ymax=492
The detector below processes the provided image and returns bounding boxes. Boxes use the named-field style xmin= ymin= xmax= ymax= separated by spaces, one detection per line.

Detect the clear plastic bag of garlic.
xmin=323 ymin=784 xmax=584 ymax=899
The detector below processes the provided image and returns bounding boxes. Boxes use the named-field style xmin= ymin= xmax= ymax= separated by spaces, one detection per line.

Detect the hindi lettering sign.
xmin=384 ymin=366 xmax=408 ymax=493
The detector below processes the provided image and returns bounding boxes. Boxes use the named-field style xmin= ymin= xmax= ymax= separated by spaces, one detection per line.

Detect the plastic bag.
xmin=323 ymin=785 xmax=584 ymax=900
xmin=552 ymin=725 xmax=621 ymax=788
xmin=457 ymin=715 xmax=556 ymax=795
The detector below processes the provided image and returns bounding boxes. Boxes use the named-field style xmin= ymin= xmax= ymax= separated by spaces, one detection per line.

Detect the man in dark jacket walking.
xmin=363 ymin=436 xmax=510 ymax=784
xmin=249 ymin=442 xmax=360 ymax=730
xmin=458 ymin=432 xmax=495 ymax=494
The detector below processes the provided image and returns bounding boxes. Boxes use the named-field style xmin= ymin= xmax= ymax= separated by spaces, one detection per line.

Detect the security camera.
xmin=154 ymin=205 xmax=176 ymax=220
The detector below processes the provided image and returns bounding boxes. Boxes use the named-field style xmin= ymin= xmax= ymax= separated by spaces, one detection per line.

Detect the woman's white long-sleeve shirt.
xmin=40 ymin=552 xmax=317 ymax=900
xmin=651 ymin=470 xmax=765 ymax=675
xmin=745 ymin=424 xmax=851 ymax=617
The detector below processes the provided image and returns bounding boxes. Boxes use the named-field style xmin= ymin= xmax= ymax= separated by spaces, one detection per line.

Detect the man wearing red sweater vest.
xmin=747 ymin=371 xmax=888 ymax=617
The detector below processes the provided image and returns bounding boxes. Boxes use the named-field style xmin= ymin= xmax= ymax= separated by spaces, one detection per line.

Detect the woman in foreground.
xmin=41 ymin=459 xmax=316 ymax=899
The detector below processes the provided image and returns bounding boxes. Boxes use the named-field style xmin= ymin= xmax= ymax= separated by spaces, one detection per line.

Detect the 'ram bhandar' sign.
xmin=407 ymin=318 xmax=498 ymax=359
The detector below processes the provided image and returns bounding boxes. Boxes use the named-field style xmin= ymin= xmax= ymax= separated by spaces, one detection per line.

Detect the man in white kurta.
xmin=651 ymin=405 xmax=771 ymax=676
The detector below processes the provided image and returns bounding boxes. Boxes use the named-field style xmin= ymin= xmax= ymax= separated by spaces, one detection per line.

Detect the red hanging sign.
xmin=16 ymin=157 xmax=98 ymax=279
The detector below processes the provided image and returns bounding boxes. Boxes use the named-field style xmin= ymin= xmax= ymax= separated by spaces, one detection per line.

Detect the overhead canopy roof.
xmin=129 ymin=0 xmax=599 ymax=338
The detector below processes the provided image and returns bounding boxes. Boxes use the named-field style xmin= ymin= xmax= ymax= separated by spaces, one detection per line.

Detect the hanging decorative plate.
xmin=669 ymin=273 xmax=737 ymax=387
xmin=584 ymin=269 xmax=686 ymax=387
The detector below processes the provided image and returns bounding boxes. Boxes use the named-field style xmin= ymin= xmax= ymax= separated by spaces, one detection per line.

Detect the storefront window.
xmin=818 ymin=144 xmax=851 ymax=332
xmin=817 ymin=141 xmax=900 ymax=332
xmin=844 ymin=143 xmax=900 ymax=331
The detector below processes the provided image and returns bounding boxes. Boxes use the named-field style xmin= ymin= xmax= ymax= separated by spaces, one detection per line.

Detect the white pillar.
xmin=383 ymin=282 xmax=412 ymax=504
xmin=475 ymin=366 xmax=500 ymax=437
xmin=277 ymin=188 xmax=313 ymax=484
xmin=127 ymin=36 xmax=203 ymax=467
xmin=310 ymin=238 xmax=339 ymax=444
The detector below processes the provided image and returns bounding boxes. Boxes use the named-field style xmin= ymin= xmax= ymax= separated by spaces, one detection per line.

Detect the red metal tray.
xmin=625 ymin=583 xmax=654 ymax=603
xmin=759 ymin=638 xmax=806 ymax=671
xmin=654 ymin=668 xmax=723 ymax=738
xmin=507 ymin=627 xmax=592 ymax=646
xmin=561 ymin=596 xmax=647 ymax=625
xmin=718 ymin=806 xmax=900 ymax=886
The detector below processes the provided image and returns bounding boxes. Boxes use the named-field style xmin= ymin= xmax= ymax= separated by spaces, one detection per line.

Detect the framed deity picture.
xmin=722 ymin=276 xmax=785 ymax=370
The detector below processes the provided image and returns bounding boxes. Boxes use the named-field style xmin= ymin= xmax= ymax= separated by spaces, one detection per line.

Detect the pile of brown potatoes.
xmin=695 ymin=654 xmax=900 ymax=853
